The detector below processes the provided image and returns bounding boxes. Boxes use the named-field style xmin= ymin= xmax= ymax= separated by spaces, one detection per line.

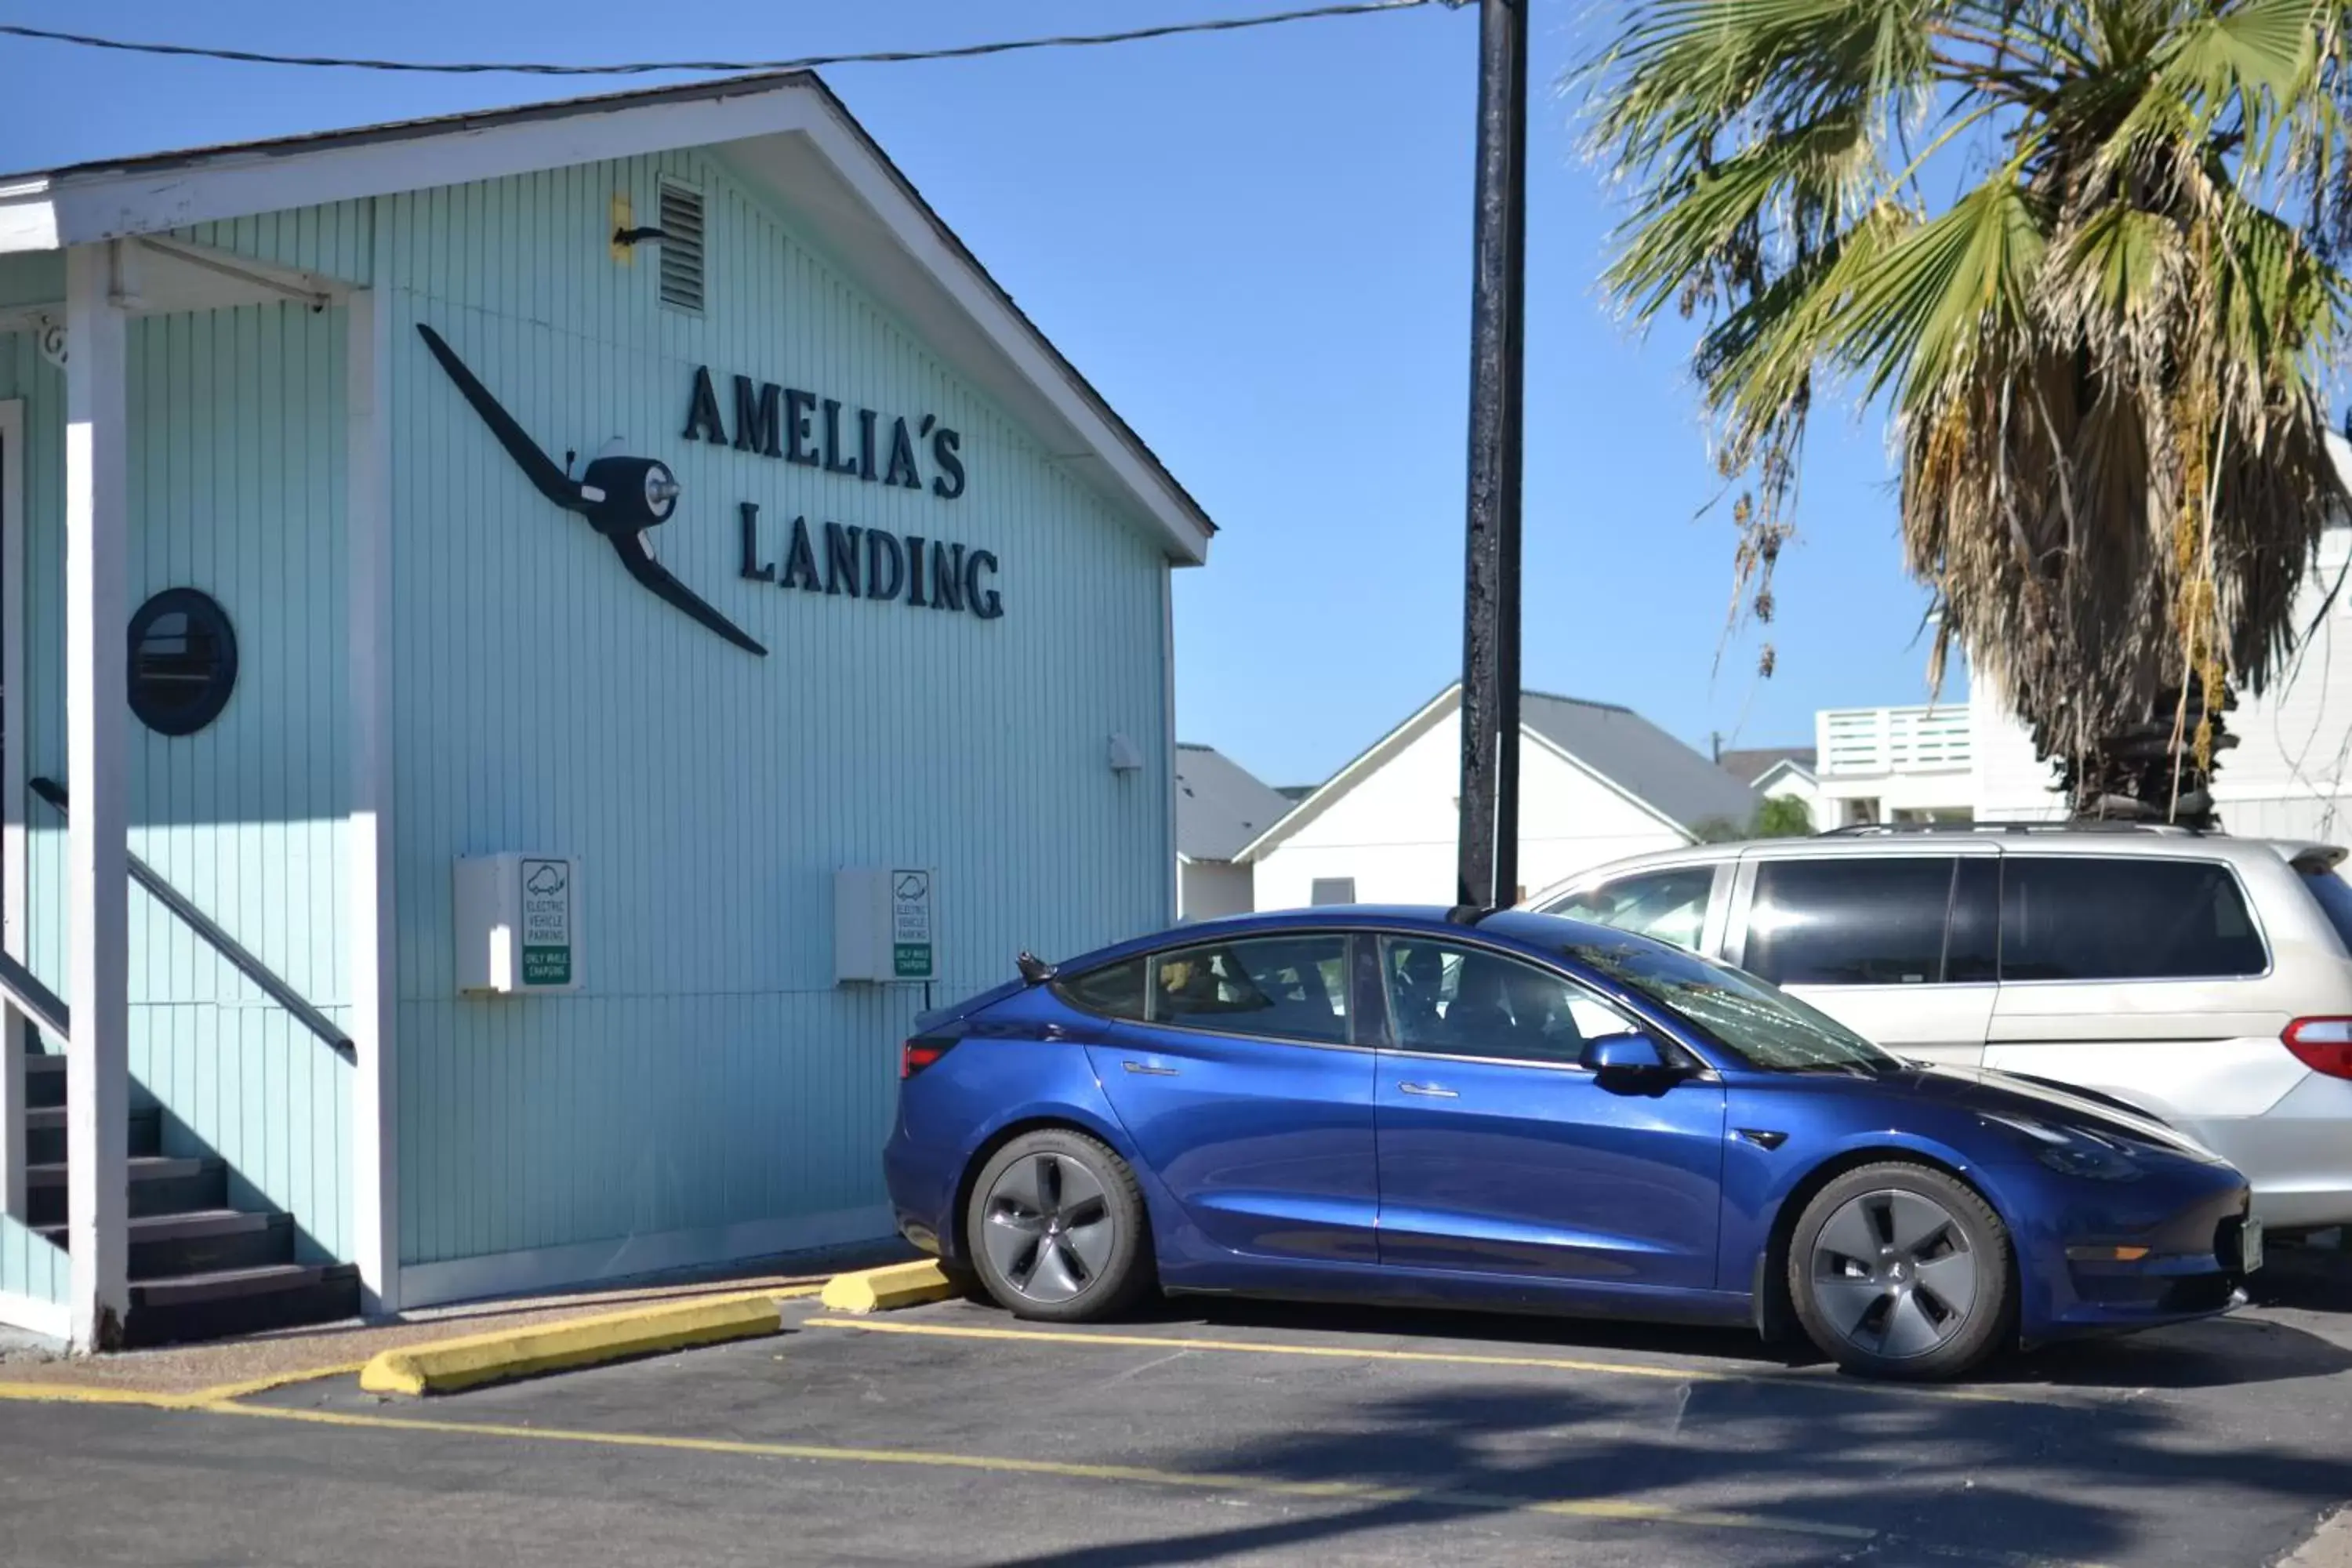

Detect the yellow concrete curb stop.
xmin=359 ymin=1290 xmax=787 ymax=1396
xmin=818 ymin=1261 xmax=956 ymax=1313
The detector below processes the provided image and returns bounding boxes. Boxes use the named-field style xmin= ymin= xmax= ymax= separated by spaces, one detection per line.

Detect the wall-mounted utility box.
xmin=455 ymin=854 xmax=582 ymax=995
xmin=835 ymin=867 xmax=935 ymax=984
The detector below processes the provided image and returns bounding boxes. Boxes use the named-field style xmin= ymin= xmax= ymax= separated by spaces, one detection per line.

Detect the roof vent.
xmin=657 ymin=180 xmax=705 ymax=313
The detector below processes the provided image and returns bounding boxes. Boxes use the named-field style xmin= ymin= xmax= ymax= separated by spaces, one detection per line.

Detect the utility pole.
xmin=1455 ymin=0 xmax=1527 ymax=909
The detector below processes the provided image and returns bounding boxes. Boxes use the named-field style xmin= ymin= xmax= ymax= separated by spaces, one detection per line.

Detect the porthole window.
xmin=127 ymin=589 xmax=238 ymax=736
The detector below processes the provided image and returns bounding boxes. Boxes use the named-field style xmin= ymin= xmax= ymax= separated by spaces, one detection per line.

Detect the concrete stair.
xmin=18 ymin=1051 xmax=358 ymax=1347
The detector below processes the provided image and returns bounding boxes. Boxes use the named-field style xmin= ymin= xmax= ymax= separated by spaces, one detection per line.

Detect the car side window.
xmin=1055 ymin=958 xmax=1147 ymax=1020
xmin=1379 ymin=937 xmax=1639 ymax=1066
xmin=2000 ymin=858 xmax=2267 ymax=981
xmin=1548 ymin=866 xmax=1713 ymax=953
xmin=1744 ymin=857 xmax=1958 ymax=986
xmin=1149 ymin=935 xmax=1352 ymax=1044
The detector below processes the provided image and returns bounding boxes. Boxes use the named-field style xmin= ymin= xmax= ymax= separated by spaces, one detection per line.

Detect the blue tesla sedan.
xmin=882 ymin=907 xmax=2257 ymax=1380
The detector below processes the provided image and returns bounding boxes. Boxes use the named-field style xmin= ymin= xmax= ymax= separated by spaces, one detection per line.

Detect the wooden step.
xmin=37 ymin=1208 xmax=290 ymax=1277
xmin=24 ymin=1156 xmax=225 ymax=1227
xmin=24 ymin=1053 xmax=64 ymax=1109
xmin=122 ymin=1262 xmax=360 ymax=1348
xmin=24 ymin=1105 xmax=158 ymax=1165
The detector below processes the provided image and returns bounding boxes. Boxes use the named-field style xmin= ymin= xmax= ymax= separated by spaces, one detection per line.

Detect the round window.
xmin=127 ymin=589 xmax=238 ymax=736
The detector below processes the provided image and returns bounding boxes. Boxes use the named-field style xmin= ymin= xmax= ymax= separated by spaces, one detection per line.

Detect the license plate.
xmin=2241 ymin=1216 xmax=2265 ymax=1274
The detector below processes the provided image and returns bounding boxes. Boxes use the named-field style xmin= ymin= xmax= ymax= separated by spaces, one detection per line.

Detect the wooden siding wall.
xmin=383 ymin=150 xmax=1173 ymax=1269
xmin=2 ymin=301 xmax=354 ymax=1269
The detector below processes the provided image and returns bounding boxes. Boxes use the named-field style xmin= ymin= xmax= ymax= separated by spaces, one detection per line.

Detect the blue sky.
xmin=0 ymin=0 xmax=1956 ymax=789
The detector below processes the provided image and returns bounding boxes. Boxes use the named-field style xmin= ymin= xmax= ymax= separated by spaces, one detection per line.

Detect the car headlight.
xmin=1980 ymin=1112 xmax=2143 ymax=1182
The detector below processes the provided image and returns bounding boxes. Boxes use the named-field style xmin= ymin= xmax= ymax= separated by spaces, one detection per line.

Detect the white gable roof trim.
xmin=0 ymin=71 xmax=1214 ymax=564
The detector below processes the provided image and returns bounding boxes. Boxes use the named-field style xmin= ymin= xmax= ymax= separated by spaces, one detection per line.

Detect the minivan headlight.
xmin=1980 ymin=1112 xmax=2144 ymax=1182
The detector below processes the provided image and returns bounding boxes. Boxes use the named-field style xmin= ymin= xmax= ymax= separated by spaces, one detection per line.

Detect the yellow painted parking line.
xmin=205 ymin=1397 xmax=1875 ymax=1544
xmin=803 ymin=1316 xmax=2099 ymax=1407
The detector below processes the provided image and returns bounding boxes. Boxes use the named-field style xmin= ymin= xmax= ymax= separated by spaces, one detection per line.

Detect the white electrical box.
xmin=836 ymin=867 xmax=936 ymax=984
xmin=455 ymin=853 xmax=582 ymax=995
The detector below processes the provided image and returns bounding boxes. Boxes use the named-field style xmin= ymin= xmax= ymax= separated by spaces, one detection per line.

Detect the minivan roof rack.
xmin=1816 ymin=820 xmax=2207 ymax=838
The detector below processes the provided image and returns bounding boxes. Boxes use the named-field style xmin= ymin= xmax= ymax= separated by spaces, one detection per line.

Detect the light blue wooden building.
xmin=0 ymin=73 xmax=1212 ymax=1348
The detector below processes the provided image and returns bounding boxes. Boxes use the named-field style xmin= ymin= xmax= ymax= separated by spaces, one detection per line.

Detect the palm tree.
xmin=1582 ymin=0 xmax=2352 ymax=824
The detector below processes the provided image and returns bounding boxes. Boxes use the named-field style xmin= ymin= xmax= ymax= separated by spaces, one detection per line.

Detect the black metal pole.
xmin=1456 ymin=0 xmax=1527 ymax=910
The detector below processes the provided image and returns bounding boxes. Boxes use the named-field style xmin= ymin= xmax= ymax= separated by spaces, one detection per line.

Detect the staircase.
xmin=21 ymin=1052 xmax=361 ymax=1347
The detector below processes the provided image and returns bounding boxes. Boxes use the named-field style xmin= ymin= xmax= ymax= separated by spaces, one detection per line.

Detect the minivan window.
xmin=1744 ymin=858 xmax=1958 ymax=986
xmin=2001 ymin=858 xmax=2265 ymax=981
xmin=1549 ymin=866 xmax=1712 ymax=953
xmin=2302 ymin=868 xmax=2352 ymax=953
xmin=1150 ymin=935 xmax=1352 ymax=1044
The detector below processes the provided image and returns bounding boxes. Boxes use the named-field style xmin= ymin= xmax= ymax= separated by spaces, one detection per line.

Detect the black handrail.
xmin=27 ymin=779 xmax=355 ymax=1060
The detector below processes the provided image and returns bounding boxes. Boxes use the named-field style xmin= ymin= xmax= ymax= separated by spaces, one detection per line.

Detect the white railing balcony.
xmin=1817 ymin=704 xmax=1973 ymax=777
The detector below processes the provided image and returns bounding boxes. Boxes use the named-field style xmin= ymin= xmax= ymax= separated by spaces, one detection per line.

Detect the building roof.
xmin=1236 ymin=684 xmax=1761 ymax=863
xmin=1715 ymin=745 xmax=1817 ymax=787
xmin=0 ymin=71 xmax=1213 ymax=564
xmin=1175 ymin=744 xmax=1294 ymax=863
xmin=1519 ymin=691 xmax=1764 ymax=836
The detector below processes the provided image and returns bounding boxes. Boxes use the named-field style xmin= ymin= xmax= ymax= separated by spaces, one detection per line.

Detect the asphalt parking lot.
xmin=5 ymin=1250 xmax=2352 ymax=1567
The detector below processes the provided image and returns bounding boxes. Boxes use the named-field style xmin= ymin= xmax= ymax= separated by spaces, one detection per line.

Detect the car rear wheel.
xmin=966 ymin=1129 xmax=1153 ymax=1323
xmin=1788 ymin=1162 xmax=2015 ymax=1381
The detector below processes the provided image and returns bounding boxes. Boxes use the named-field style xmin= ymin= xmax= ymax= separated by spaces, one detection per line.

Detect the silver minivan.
xmin=1526 ymin=824 xmax=2352 ymax=1230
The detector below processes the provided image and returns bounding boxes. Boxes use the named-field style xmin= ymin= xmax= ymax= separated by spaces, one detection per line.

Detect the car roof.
xmin=1048 ymin=905 xmax=1622 ymax=975
xmin=1519 ymin=825 xmax=2349 ymax=908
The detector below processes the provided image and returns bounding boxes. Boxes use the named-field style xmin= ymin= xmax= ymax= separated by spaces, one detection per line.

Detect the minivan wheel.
xmin=966 ymin=1129 xmax=1153 ymax=1323
xmin=1788 ymin=1162 xmax=2014 ymax=1381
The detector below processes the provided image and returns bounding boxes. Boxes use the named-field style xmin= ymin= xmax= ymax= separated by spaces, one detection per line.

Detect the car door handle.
xmin=1396 ymin=1081 xmax=1457 ymax=1098
xmin=1122 ymin=1061 xmax=1180 ymax=1077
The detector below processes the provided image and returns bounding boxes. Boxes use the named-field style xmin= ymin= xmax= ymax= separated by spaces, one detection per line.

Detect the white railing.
xmin=1817 ymin=705 xmax=1973 ymax=776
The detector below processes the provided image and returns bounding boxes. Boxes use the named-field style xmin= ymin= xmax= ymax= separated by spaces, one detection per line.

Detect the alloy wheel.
xmin=1807 ymin=1188 xmax=1980 ymax=1360
xmin=980 ymin=1152 xmax=1116 ymax=1305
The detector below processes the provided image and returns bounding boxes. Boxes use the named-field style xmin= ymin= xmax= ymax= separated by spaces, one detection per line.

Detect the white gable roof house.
xmin=1239 ymin=684 xmax=1761 ymax=911
xmin=1174 ymin=743 xmax=1290 ymax=920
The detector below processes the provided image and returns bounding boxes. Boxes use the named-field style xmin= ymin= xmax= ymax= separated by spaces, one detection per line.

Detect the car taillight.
xmin=2282 ymin=1018 xmax=2352 ymax=1080
xmin=901 ymin=1036 xmax=956 ymax=1080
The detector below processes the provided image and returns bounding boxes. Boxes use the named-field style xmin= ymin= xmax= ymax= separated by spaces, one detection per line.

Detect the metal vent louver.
xmin=658 ymin=181 xmax=705 ymax=312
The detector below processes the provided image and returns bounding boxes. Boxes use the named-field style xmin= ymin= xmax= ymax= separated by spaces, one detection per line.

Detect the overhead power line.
xmin=0 ymin=2 xmax=1439 ymax=77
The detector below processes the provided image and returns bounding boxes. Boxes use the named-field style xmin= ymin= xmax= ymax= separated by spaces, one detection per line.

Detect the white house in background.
xmin=1174 ymin=743 xmax=1290 ymax=920
xmin=1715 ymin=746 xmax=1819 ymax=822
xmin=1238 ymin=684 xmax=1761 ymax=909
xmin=1811 ymin=704 xmax=1976 ymax=826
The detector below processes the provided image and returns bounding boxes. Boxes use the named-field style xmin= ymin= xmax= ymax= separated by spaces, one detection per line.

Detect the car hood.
xmin=1866 ymin=1062 xmax=2225 ymax=1165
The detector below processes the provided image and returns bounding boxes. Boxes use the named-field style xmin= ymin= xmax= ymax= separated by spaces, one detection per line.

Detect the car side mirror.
xmin=1581 ymin=1031 xmax=1682 ymax=1091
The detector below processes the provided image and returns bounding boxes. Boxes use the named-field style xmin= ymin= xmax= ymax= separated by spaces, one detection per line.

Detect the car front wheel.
xmin=1787 ymin=1162 xmax=2015 ymax=1381
xmin=966 ymin=1128 xmax=1153 ymax=1323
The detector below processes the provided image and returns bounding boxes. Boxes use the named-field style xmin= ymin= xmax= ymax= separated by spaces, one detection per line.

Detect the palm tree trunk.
xmin=2055 ymin=688 xmax=2231 ymax=829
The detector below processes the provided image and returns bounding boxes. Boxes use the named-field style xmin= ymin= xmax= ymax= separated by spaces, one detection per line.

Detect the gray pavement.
xmin=5 ymin=1247 xmax=2352 ymax=1566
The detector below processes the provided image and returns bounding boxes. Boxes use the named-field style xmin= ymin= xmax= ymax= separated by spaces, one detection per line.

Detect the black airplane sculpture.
xmin=416 ymin=324 xmax=767 ymax=656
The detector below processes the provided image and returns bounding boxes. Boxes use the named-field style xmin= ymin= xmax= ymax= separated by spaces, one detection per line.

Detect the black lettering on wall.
xmin=732 ymin=377 xmax=782 ymax=457
xmin=857 ymin=409 xmax=878 ymax=481
xmin=739 ymin=502 xmax=775 ymax=582
xmin=781 ymin=516 xmax=822 ymax=592
xmin=929 ymin=542 xmax=965 ymax=613
xmin=866 ymin=529 xmax=906 ymax=602
xmin=822 ymin=400 xmax=862 ymax=476
xmin=684 ymin=366 xmax=728 ymax=444
xmin=965 ymin=549 xmax=1003 ymax=620
xmin=883 ymin=418 xmax=922 ymax=488
xmin=785 ymin=389 xmax=819 ymax=466
xmin=823 ymin=522 xmax=862 ymax=597
xmin=905 ymin=535 xmax=928 ymax=608
xmin=930 ymin=427 xmax=965 ymax=499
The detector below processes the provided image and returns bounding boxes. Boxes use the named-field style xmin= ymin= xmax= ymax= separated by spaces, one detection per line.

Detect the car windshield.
xmin=1559 ymin=932 xmax=1897 ymax=1073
